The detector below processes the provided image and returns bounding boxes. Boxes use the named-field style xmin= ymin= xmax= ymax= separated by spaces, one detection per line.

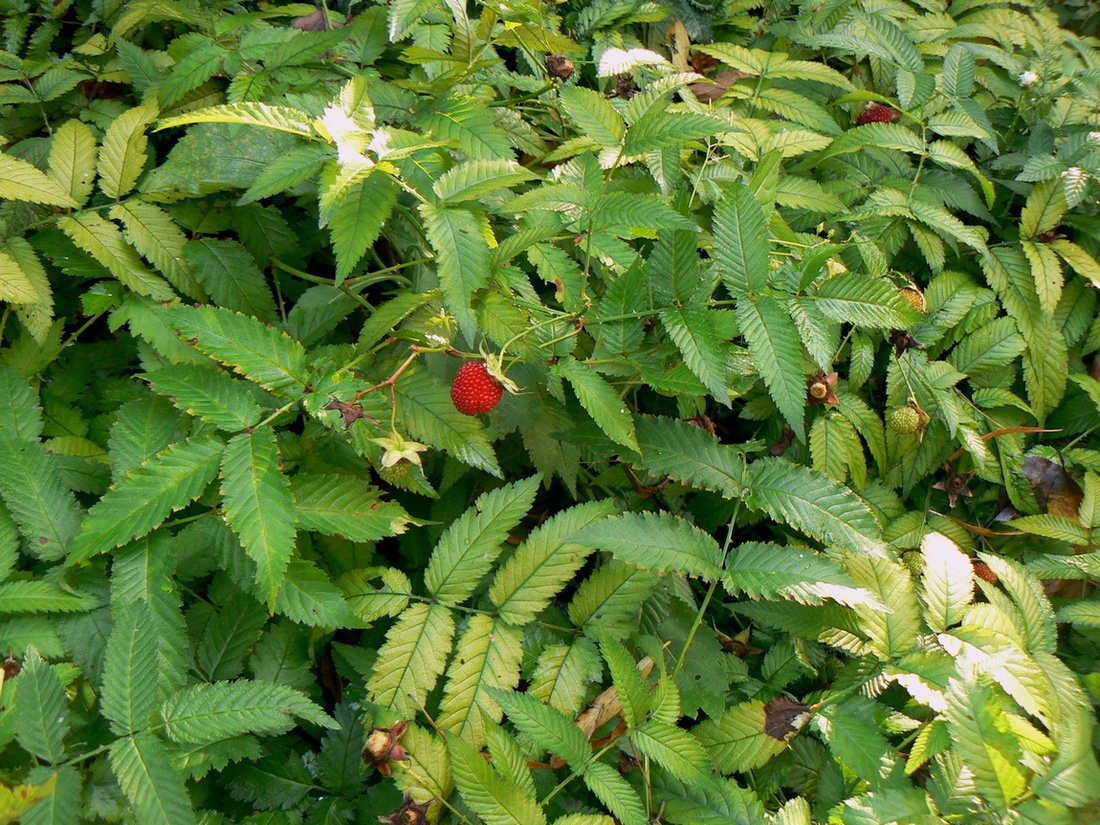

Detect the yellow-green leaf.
xmin=48 ymin=119 xmax=98 ymax=207
xmin=99 ymin=104 xmax=158 ymax=199
xmin=0 ymin=151 xmax=78 ymax=208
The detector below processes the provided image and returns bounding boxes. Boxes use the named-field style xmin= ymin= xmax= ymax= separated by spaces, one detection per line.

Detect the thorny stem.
xmin=350 ymin=345 xmax=422 ymax=403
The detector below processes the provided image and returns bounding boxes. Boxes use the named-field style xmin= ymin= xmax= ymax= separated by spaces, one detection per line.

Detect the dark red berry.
xmin=973 ymin=561 xmax=999 ymax=585
xmin=450 ymin=362 xmax=503 ymax=415
xmin=856 ymin=103 xmax=900 ymax=126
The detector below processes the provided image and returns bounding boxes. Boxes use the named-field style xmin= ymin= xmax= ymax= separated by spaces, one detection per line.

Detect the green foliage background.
xmin=2 ymin=0 xmax=1100 ymax=823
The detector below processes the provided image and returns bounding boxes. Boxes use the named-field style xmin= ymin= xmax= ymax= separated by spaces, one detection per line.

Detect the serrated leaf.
xmin=568 ymin=559 xmax=658 ymax=635
xmin=420 ymin=203 xmax=490 ymax=338
xmin=528 ymin=639 xmax=602 ymax=719
xmin=714 ymin=182 xmax=768 ymax=297
xmin=847 ymin=555 xmax=920 ymax=658
xmin=437 ymin=616 xmax=523 ymax=748
xmin=434 ymin=159 xmax=539 ymax=204
xmin=572 ymin=512 xmax=724 ymax=579
xmin=274 ymin=558 xmax=363 ymax=627
xmin=0 ymin=150 xmax=78 ymax=207
xmin=102 ymin=601 xmax=161 ymax=735
xmin=109 ymin=200 xmax=205 ymax=300
xmin=0 ymin=442 xmax=82 ymax=562
xmin=48 ymin=119 xmax=97 ymax=206
xmin=395 ymin=369 xmax=501 ymax=477
xmin=12 ymin=650 xmax=68 ymax=763
xmin=1021 ymin=179 xmax=1067 ymax=240
xmin=69 ymin=436 xmax=224 ymax=564
xmin=558 ymin=86 xmax=624 ymax=150
xmin=737 ymin=296 xmax=805 ymax=438
xmin=817 ymin=122 xmax=925 ymax=161
xmin=337 ymin=566 xmax=411 ymax=623
xmin=490 ymin=500 xmax=617 ymax=625
xmin=419 ymin=94 xmax=513 ymax=159
xmin=632 ymin=415 xmax=745 ymax=497
xmin=745 ymin=458 xmax=885 ymax=557
xmin=292 ymin=474 xmax=412 ymax=543
xmin=368 ymin=602 xmax=455 ymax=717
xmin=425 ymin=476 xmax=540 ymax=604
xmin=109 ymin=733 xmax=196 ymax=825
xmin=221 ymin=428 xmax=296 ymax=606
xmin=157 ymin=102 xmax=317 ymax=137
xmin=919 ymin=532 xmax=974 ymax=632
xmin=447 ymin=731 xmax=547 ymax=825
xmin=145 ymin=363 xmax=262 ymax=431
xmin=329 ymin=171 xmax=399 ymax=283
xmin=553 ymin=356 xmax=638 ymax=451
xmin=658 ymin=305 xmax=730 ymax=405
xmin=0 ymin=580 xmax=97 ymax=613
xmin=99 ymin=105 xmax=157 ymax=199
xmin=1048 ymin=238 xmax=1100 ymax=289
xmin=491 ymin=687 xmax=592 ymax=767
xmin=943 ymin=680 xmax=1026 ymax=812
xmin=58 ymin=213 xmax=175 ymax=300
xmin=949 ymin=316 xmax=1025 ymax=376
xmin=156 ymin=305 xmax=309 ymax=396
xmin=632 ymin=719 xmax=712 ymax=786
xmin=160 ymin=41 xmax=227 ymax=107
xmin=693 ymin=701 xmax=787 ymax=773
xmin=725 ymin=541 xmax=874 ymax=608
xmin=1021 ymin=240 xmax=1063 ymax=315
xmin=184 ymin=238 xmax=276 ymax=320
xmin=161 ymin=680 xmax=335 ymax=744
xmin=812 ymin=271 xmax=922 ymax=328
xmin=583 ymin=761 xmax=647 ymax=825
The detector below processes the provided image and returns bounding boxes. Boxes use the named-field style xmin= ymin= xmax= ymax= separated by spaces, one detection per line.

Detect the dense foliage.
xmin=2 ymin=0 xmax=1100 ymax=823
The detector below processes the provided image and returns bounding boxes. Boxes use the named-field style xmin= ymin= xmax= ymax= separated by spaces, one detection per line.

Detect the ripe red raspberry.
xmin=972 ymin=561 xmax=999 ymax=585
xmin=450 ymin=361 xmax=503 ymax=415
xmin=856 ymin=103 xmax=900 ymax=126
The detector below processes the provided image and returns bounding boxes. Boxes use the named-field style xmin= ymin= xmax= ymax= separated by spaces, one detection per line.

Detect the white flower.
xmin=1088 ymin=131 xmax=1100 ymax=147
xmin=1018 ymin=70 xmax=1040 ymax=87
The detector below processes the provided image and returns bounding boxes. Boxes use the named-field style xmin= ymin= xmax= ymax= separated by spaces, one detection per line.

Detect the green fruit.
xmin=900 ymin=550 xmax=924 ymax=577
xmin=887 ymin=406 xmax=920 ymax=434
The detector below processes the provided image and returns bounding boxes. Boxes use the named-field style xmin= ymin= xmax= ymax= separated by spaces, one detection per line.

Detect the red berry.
xmin=856 ymin=103 xmax=900 ymax=126
xmin=450 ymin=362 xmax=503 ymax=415
xmin=973 ymin=561 xmax=999 ymax=585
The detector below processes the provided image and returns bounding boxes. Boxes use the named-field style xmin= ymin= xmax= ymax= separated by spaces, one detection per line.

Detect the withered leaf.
xmin=763 ymin=696 xmax=811 ymax=741
xmin=1022 ymin=456 xmax=1083 ymax=519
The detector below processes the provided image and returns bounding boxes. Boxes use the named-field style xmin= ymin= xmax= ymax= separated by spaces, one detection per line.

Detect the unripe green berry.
xmin=900 ymin=550 xmax=924 ymax=577
xmin=887 ymin=406 xmax=920 ymax=434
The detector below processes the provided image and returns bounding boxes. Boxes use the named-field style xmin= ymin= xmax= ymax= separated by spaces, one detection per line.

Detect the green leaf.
xmin=367 ymin=602 xmax=455 ymax=717
xmin=145 ymin=363 xmax=263 ymax=432
xmin=110 ymin=200 xmax=205 ymax=300
xmin=0 ymin=150 xmax=79 ymax=208
xmin=596 ymin=632 xmax=651 ymax=730
xmin=336 ymin=567 xmax=411 ymax=623
xmin=433 ymin=159 xmax=539 ymax=204
xmin=275 ymin=559 xmax=364 ymax=628
xmin=1021 ymin=179 xmax=1067 ymax=239
xmin=724 ymin=541 xmax=874 ymax=606
xmin=1022 ymin=314 xmax=1068 ymax=421
xmin=942 ymin=43 xmax=976 ymax=97
xmin=0 ymin=580 xmax=97 ymax=613
xmin=58 ymin=213 xmax=175 ymax=300
xmin=99 ymin=105 xmax=157 ymax=199
xmin=812 ymin=271 xmax=922 ymax=328
xmin=292 ymin=474 xmax=412 ymax=543
xmin=447 ymin=731 xmax=548 ymax=825
xmin=847 ymin=555 xmax=920 ymax=658
xmin=489 ymin=499 xmax=617 ymax=625
xmin=528 ymin=638 xmax=602 ymax=718
xmin=819 ymin=697 xmax=892 ymax=781
xmin=490 ymin=688 xmax=592 ymax=767
xmin=658 ymin=305 xmax=731 ymax=405
xmin=569 ymin=559 xmax=658 ymax=635
xmin=948 ymin=317 xmax=1025 ymax=376
xmin=194 ymin=585 xmax=267 ymax=681
xmin=736 ymin=296 xmax=805 ymax=439
xmin=110 ymin=733 xmax=197 ymax=825
xmin=572 ymin=512 xmax=724 ymax=580
xmin=221 ymin=428 xmax=297 ymax=606
xmin=632 ymin=415 xmax=745 ymax=497
xmin=102 ymin=601 xmax=161 ymax=735
xmin=1021 ymin=240 xmax=1063 ymax=315
xmin=714 ymin=182 xmax=768 ymax=297
xmin=632 ymin=719 xmax=712 ymax=787
xmin=156 ymin=102 xmax=317 ymax=137
xmin=419 ymin=94 xmax=513 ymax=159
xmin=161 ymin=680 xmax=335 ymax=744
xmin=156 ymin=305 xmax=309 ymax=396
xmin=943 ymin=680 xmax=1026 ymax=812
xmin=420 ymin=203 xmax=491 ymax=338
xmin=553 ymin=356 xmax=639 ymax=451
xmin=817 ymin=122 xmax=925 ymax=161
xmin=0 ymin=430 xmax=84 ymax=563
xmin=395 ymin=369 xmax=501 ymax=477
xmin=329 ymin=172 xmax=400 ymax=283
xmin=694 ymin=700 xmax=787 ymax=773
xmin=425 ymin=476 xmax=540 ymax=604
xmin=919 ymin=532 xmax=974 ymax=632
xmin=745 ymin=458 xmax=886 ymax=557
xmin=160 ymin=41 xmax=227 ymax=107
xmin=437 ymin=616 xmax=524 ymax=748
xmin=184 ymin=238 xmax=276 ymax=321
xmin=48 ymin=119 xmax=97 ymax=207
xmin=69 ymin=436 xmax=224 ymax=564
xmin=12 ymin=649 xmax=68 ymax=763
xmin=583 ymin=761 xmax=647 ymax=825
xmin=558 ymin=87 xmax=624 ymax=150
